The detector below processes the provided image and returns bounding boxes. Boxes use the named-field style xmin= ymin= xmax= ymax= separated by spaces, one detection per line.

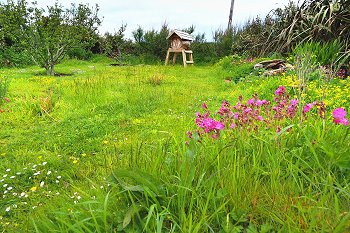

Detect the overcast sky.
xmin=34 ymin=0 xmax=295 ymax=41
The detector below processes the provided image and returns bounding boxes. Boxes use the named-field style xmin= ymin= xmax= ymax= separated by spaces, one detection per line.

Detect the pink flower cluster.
xmin=195 ymin=109 xmax=225 ymax=139
xmin=333 ymin=108 xmax=349 ymax=126
xmin=188 ymin=86 xmax=348 ymax=140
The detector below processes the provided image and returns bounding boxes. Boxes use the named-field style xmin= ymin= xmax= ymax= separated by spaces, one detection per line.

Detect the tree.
xmin=103 ymin=24 xmax=127 ymax=63
xmin=1 ymin=0 xmax=101 ymax=75
xmin=228 ymin=0 xmax=235 ymax=30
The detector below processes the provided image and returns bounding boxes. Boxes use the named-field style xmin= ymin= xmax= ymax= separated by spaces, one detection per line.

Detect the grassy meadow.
xmin=0 ymin=57 xmax=350 ymax=232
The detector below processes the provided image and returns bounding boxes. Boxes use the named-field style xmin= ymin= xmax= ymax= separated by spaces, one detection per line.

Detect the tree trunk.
xmin=228 ymin=0 xmax=235 ymax=30
xmin=45 ymin=64 xmax=55 ymax=76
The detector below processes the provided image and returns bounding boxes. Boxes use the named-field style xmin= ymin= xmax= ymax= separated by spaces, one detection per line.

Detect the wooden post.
xmin=182 ymin=50 xmax=187 ymax=67
xmin=165 ymin=49 xmax=170 ymax=65
xmin=172 ymin=53 xmax=177 ymax=64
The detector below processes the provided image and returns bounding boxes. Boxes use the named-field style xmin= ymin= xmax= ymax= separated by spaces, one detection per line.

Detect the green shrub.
xmin=67 ymin=47 xmax=94 ymax=60
xmin=215 ymin=55 xmax=255 ymax=82
xmin=0 ymin=47 xmax=33 ymax=67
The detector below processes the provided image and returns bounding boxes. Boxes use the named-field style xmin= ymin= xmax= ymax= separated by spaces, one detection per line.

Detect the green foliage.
xmin=0 ymin=0 xmax=101 ymax=75
xmin=213 ymin=27 xmax=234 ymax=58
xmin=231 ymin=0 xmax=350 ymax=57
xmin=0 ymin=47 xmax=33 ymax=67
xmin=215 ymin=55 xmax=256 ymax=82
xmin=0 ymin=76 xmax=9 ymax=105
xmin=276 ymin=0 xmax=350 ymax=52
xmin=67 ymin=47 xmax=94 ymax=60
xmin=191 ymin=42 xmax=217 ymax=64
xmin=100 ymin=24 xmax=133 ymax=64
xmin=132 ymin=23 xmax=170 ymax=62
xmin=232 ymin=17 xmax=268 ymax=56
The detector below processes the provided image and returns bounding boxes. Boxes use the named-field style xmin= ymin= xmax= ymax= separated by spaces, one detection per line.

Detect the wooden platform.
xmin=165 ymin=48 xmax=194 ymax=67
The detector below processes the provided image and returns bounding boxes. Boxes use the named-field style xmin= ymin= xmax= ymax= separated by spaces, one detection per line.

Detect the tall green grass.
xmin=1 ymin=59 xmax=349 ymax=232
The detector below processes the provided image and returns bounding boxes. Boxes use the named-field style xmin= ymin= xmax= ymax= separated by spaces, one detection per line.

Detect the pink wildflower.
xmin=201 ymin=103 xmax=208 ymax=109
xmin=234 ymin=102 xmax=241 ymax=110
xmin=276 ymin=126 xmax=281 ymax=134
xmin=247 ymin=98 xmax=255 ymax=105
xmin=218 ymin=101 xmax=231 ymax=116
xmin=303 ymin=103 xmax=314 ymax=113
xmin=275 ymin=86 xmax=286 ymax=96
xmin=244 ymin=108 xmax=252 ymax=114
xmin=202 ymin=118 xmax=225 ymax=132
xmin=256 ymin=99 xmax=267 ymax=106
xmin=290 ymin=99 xmax=299 ymax=106
xmin=186 ymin=131 xmax=193 ymax=139
xmin=333 ymin=108 xmax=347 ymax=119
xmin=333 ymin=108 xmax=349 ymax=126
xmin=334 ymin=118 xmax=349 ymax=126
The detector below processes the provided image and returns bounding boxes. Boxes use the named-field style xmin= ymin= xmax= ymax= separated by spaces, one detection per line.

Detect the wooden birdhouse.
xmin=165 ymin=30 xmax=194 ymax=67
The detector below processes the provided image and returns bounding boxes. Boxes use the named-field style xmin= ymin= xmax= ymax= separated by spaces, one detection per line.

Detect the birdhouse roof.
xmin=167 ymin=29 xmax=194 ymax=41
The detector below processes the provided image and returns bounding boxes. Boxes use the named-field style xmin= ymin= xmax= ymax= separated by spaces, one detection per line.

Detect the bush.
xmin=67 ymin=47 xmax=93 ymax=60
xmin=191 ymin=42 xmax=217 ymax=64
xmin=0 ymin=47 xmax=33 ymax=67
xmin=215 ymin=55 xmax=255 ymax=82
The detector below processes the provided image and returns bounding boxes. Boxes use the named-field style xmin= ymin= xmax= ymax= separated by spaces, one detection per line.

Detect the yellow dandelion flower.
xmin=30 ymin=186 xmax=37 ymax=192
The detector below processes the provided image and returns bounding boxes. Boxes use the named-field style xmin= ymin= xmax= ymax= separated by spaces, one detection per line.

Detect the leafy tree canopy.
xmin=0 ymin=0 xmax=101 ymax=75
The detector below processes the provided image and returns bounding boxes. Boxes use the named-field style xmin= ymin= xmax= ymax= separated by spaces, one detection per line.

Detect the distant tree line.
xmin=0 ymin=0 xmax=349 ymax=73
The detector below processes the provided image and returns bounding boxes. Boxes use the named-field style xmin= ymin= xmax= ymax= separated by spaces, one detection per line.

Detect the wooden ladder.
xmin=182 ymin=50 xmax=194 ymax=67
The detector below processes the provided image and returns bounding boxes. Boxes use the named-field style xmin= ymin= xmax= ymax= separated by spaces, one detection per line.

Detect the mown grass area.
xmin=0 ymin=58 xmax=349 ymax=232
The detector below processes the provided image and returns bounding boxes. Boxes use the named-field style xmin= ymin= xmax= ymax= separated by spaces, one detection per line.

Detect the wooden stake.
xmin=182 ymin=50 xmax=187 ymax=67
xmin=172 ymin=53 xmax=177 ymax=64
xmin=165 ymin=49 xmax=170 ymax=65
